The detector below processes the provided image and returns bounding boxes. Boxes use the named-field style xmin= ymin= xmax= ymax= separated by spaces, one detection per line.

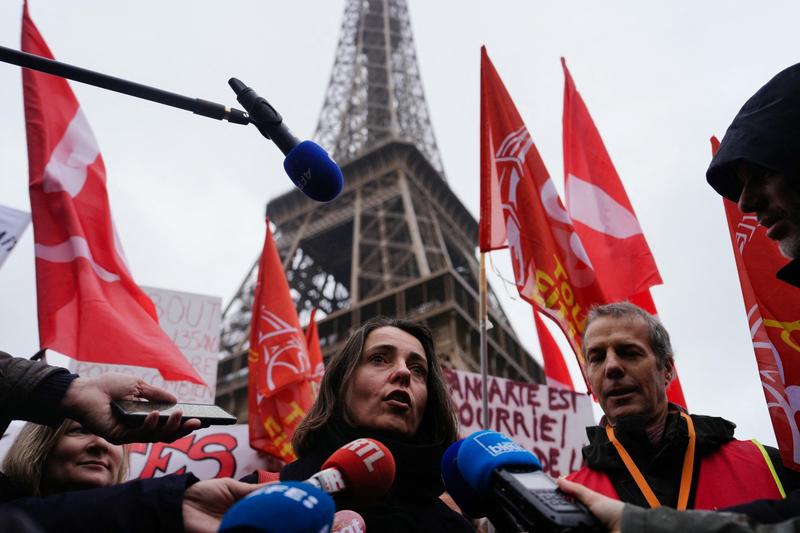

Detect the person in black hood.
xmin=707 ymin=63 xmax=800 ymax=287
xmin=282 ymin=316 xmax=473 ymax=532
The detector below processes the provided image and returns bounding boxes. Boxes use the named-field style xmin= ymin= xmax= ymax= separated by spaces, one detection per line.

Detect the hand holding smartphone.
xmin=112 ymin=400 xmax=236 ymax=428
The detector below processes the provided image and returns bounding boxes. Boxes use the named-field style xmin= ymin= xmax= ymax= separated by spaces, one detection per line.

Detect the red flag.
xmin=304 ymin=308 xmax=324 ymax=394
xmin=561 ymin=58 xmax=686 ymax=408
xmin=479 ymin=47 xmax=606 ymax=380
xmin=534 ymin=310 xmax=574 ymax=390
xmin=561 ymin=58 xmax=662 ymax=300
xmin=22 ymin=4 xmax=201 ymax=384
xmin=248 ymin=220 xmax=315 ymax=462
xmin=712 ymin=136 xmax=800 ymax=470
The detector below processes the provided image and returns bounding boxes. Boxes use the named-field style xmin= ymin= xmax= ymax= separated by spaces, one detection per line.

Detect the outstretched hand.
xmin=557 ymin=477 xmax=624 ymax=533
xmin=61 ymin=373 xmax=202 ymax=444
xmin=183 ymin=478 xmax=265 ymax=533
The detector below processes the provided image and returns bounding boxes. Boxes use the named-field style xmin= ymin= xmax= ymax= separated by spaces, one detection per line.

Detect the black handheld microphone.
xmin=228 ymin=78 xmax=344 ymax=202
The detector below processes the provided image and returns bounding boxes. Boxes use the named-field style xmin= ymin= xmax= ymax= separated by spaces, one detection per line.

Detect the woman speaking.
xmin=283 ymin=316 xmax=473 ymax=531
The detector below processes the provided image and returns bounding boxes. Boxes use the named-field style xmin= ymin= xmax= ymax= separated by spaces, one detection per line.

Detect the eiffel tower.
xmin=215 ymin=0 xmax=544 ymax=420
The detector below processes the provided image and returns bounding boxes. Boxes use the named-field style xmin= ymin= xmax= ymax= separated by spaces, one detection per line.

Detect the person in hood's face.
xmin=737 ymin=162 xmax=800 ymax=260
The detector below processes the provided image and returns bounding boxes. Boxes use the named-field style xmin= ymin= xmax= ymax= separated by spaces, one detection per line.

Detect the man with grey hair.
xmin=565 ymin=302 xmax=799 ymax=512
xmin=556 ymin=64 xmax=800 ymax=533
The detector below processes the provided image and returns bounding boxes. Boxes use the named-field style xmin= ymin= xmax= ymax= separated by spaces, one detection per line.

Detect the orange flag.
xmin=248 ymin=220 xmax=314 ymax=461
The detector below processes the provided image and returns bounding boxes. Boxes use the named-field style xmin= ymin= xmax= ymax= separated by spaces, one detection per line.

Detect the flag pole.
xmin=479 ymin=251 xmax=490 ymax=430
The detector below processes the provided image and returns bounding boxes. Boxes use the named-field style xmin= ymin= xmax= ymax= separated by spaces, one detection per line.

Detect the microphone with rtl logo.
xmin=304 ymin=438 xmax=395 ymax=506
xmin=331 ymin=510 xmax=366 ymax=533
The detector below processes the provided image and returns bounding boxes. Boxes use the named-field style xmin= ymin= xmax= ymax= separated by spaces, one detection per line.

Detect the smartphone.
xmin=112 ymin=400 xmax=237 ymax=427
xmin=493 ymin=467 xmax=601 ymax=532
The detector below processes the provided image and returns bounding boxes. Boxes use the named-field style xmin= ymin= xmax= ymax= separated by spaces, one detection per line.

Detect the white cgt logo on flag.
xmin=566 ymin=174 xmax=643 ymax=239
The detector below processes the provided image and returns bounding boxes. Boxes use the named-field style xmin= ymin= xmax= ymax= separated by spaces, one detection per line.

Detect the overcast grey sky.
xmin=2 ymin=1 xmax=799 ymax=447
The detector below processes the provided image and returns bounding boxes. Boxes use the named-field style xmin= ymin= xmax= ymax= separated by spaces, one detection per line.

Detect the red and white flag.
xmin=713 ymin=136 xmax=800 ymax=470
xmin=479 ymin=47 xmax=606 ymax=382
xmin=248 ymin=220 xmax=315 ymax=462
xmin=22 ymin=3 xmax=201 ymax=384
xmin=561 ymin=58 xmax=661 ymax=301
xmin=561 ymin=59 xmax=686 ymax=407
xmin=534 ymin=310 xmax=574 ymax=390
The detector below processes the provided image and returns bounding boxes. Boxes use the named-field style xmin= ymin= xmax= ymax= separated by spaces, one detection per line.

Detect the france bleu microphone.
xmin=228 ymin=78 xmax=344 ymax=202
xmin=218 ymin=481 xmax=335 ymax=533
xmin=454 ymin=430 xmax=600 ymax=532
xmin=441 ymin=438 xmax=527 ymax=533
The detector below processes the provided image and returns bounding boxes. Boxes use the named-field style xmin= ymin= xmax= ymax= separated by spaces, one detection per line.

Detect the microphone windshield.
xmin=283 ymin=140 xmax=344 ymax=202
xmin=332 ymin=510 xmax=366 ymax=533
xmin=456 ymin=430 xmax=541 ymax=494
xmin=322 ymin=438 xmax=396 ymax=505
xmin=218 ymin=481 xmax=335 ymax=533
xmin=440 ymin=439 xmax=487 ymax=518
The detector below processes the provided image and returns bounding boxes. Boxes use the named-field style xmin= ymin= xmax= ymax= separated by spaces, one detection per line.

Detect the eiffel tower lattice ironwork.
xmin=215 ymin=0 xmax=544 ymax=421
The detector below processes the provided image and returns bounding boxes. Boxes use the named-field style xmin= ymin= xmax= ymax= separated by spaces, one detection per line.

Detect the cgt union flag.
xmin=561 ymin=59 xmax=686 ymax=408
xmin=248 ymin=220 xmax=315 ymax=462
xmin=22 ymin=3 xmax=201 ymax=384
xmin=714 ymin=137 xmax=800 ymax=470
xmin=479 ymin=47 xmax=606 ymax=381
xmin=304 ymin=307 xmax=325 ymax=396
xmin=534 ymin=310 xmax=574 ymax=390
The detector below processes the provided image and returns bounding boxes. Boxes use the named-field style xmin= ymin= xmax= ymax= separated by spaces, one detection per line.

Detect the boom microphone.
xmin=304 ymin=438 xmax=396 ymax=506
xmin=218 ymin=481 xmax=335 ymax=533
xmin=454 ymin=430 xmax=600 ymax=532
xmin=228 ymin=78 xmax=344 ymax=202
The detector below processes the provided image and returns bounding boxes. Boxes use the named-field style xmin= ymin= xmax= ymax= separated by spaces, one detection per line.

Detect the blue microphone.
xmin=228 ymin=78 xmax=344 ymax=202
xmin=454 ymin=430 xmax=601 ymax=532
xmin=218 ymin=481 xmax=335 ymax=533
xmin=441 ymin=438 xmax=487 ymax=518
xmin=442 ymin=436 xmax=531 ymax=532
xmin=456 ymin=430 xmax=541 ymax=494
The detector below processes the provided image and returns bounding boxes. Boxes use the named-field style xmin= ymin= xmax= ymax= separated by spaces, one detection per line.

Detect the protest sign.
xmin=67 ymin=287 xmax=222 ymax=403
xmin=0 ymin=204 xmax=30 ymax=268
xmin=129 ymin=424 xmax=276 ymax=480
xmin=445 ymin=368 xmax=595 ymax=477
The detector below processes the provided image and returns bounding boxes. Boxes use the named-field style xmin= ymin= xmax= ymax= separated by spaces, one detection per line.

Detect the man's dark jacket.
xmin=706 ymin=62 xmax=800 ymax=287
xmin=0 ymin=350 xmax=76 ymax=436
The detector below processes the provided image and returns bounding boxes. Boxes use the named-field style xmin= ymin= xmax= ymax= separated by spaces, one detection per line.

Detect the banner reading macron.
xmin=444 ymin=368 xmax=595 ymax=477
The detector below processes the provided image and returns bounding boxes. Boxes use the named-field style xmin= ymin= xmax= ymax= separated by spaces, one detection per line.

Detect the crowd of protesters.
xmin=2 ymin=56 xmax=800 ymax=533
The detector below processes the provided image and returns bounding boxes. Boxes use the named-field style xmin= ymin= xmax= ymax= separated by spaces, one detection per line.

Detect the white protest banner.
xmin=129 ymin=424 xmax=278 ymax=480
xmin=0 ymin=204 xmax=30 ymax=268
xmin=67 ymin=287 xmax=222 ymax=403
xmin=0 ymin=423 xmax=274 ymax=481
xmin=444 ymin=368 xmax=595 ymax=477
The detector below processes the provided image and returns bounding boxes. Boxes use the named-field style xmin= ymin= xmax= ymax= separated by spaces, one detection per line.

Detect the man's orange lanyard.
xmin=605 ymin=412 xmax=696 ymax=510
